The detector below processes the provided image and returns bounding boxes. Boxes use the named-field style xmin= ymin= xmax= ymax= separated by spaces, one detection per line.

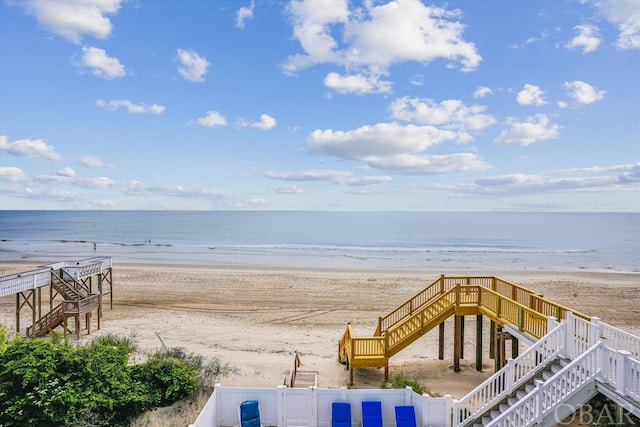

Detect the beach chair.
xmin=362 ymin=401 xmax=383 ymax=427
xmin=332 ymin=402 xmax=352 ymax=427
xmin=239 ymin=400 xmax=263 ymax=427
xmin=394 ymin=405 xmax=416 ymax=427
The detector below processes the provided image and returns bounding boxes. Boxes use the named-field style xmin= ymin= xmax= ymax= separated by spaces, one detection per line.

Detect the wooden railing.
xmin=26 ymin=303 xmax=64 ymax=337
xmin=339 ymin=276 xmax=592 ymax=374
xmin=386 ymin=290 xmax=457 ymax=357
xmin=376 ymin=277 xmax=442 ymax=335
xmin=63 ymin=294 xmax=101 ymax=314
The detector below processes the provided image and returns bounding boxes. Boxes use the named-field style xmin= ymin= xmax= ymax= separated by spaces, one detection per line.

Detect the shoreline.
xmin=1 ymin=260 xmax=639 ymax=397
xmin=2 ymin=256 xmax=639 ymax=275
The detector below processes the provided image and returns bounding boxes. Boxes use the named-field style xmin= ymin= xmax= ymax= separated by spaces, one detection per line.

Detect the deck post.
xmin=454 ymin=315 xmax=461 ymax=372
xmin=476 ymin=314 xmax=483 ymax=372
xmin=494 ymin=325 xmax=503 ymax=371
xmin=489 ymin=320 xmax=496 ymax=359
xmin=460 ymin=315 xmax=465 ymax=360
xmin=15 ymin=293 xmax=19 ymax=334
xmin=31 ymin=290 xmax=36 ymax=338
xmin=438 ymin=322 xmax=445 ymax=360
xmin=511 ymin=336 xmax=519 ymax=358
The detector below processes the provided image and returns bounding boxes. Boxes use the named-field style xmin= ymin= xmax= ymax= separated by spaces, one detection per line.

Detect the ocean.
xmin=0 ymin=211 xmax=638 ymax=273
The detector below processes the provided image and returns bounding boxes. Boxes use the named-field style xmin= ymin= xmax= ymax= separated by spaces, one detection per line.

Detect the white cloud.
xmin=306 ymin=122 xmax=490 ymax=174
xmin=75 ymin=46 xmax=125 ymax=79
xmin=270 ymin=184 xmax=304 ymax=194
xmin=236 ymin=1 xmax=255 ymax=29
xmin=583 ymin=0 xmax=640 ymax=49
xmin=15 ymin=0 xmax=123 ymax=43
xmin=494 ymin=114 xmax=561 ymax=146
xmin=566 ymin=24 xmax=601 ymax=53
xmin=464 ymin=163 xmax=640 ymax=196
xmin=57 ymin=167 xmax=76 ymax=177
xmin=264 ymin=169 xmax=392 ymax=185
xmin=517 ymin=84 xmax=546 ymax=106
xmin=474 ymin=86 xmax=492 ymax=98
xmin=0 ymin=135 xmax=63 ymax=161
xmin=96 ymin=99 xmax=165 ymax=114
xmin=390 ymin=97 xmax=496 ymax=132
xmin=340 ymin=175 xmax=392 ymax=185
xmin=0 ymin=167 xmax=29 ymax=183
xmin=307 ymin=122 xmax=457 ymax=160
xmin=564 ymin=80 xmax=606 ymax=104
xmin=250 ymin=114 xmax=277 ymax=130
xmin=366 ymin=152 xmax=491 ymax=175
xmin=177 ymin=49 xmax=210 ymax=82
xmin=265 ymin=169 xmax=354 ymax=182
xmin=196 ymin=111 xmax=227 ymax=128
xmin=323 ymin=71 xmax=392 ymax=94
xmin=284 ymin=0 xmax=481 ymax=94
xmin=80 ymin=155 xmax=107 ymax=168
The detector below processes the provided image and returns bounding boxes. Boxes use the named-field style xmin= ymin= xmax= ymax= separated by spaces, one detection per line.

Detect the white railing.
xmin=564 ymin=313 xmax=597 ymax=359
xmin=597 ymin=319 xmax=640 ymax=359
xmin=0 ymin=257 xmax=112 ymax=298
xmin=453 ymin=318 xmax=565 ymax=426
xmin=486 ymin=341 xmax=601 ymax=426
xmin=191 ymin=385 xmax=453 ymax=427
xmin=599 ymin=346 xmax=640 ymax=402
xmin=0 ymin=267 xmax=51 ymax=298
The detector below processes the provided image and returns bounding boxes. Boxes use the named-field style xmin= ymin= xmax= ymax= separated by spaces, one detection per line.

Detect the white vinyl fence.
xmin=191 ymin=385 xmax=452 ymax=427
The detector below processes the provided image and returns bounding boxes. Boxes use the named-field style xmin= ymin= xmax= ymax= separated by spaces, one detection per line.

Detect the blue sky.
xmin=0 ymin=0 xmax=638 ymax=211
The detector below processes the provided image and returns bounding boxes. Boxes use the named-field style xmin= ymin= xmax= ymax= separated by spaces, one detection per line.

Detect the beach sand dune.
xmin=0 ymin=262 xmax=638 ymax=398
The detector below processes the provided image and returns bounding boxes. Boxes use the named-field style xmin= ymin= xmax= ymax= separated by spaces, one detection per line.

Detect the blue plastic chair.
xmin=362 ymin=401 xmax=383 ymax=427
xmin=239 ymin=400 xmax=262 ymax=427
xmin=395 ymin=405 xmax=416 ymax=427
xmin=332 ymin=402 xmax=352 ymax=427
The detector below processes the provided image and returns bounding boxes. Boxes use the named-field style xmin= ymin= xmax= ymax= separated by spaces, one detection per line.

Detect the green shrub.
xmin=131 ymin=351 xmax=198 ymax=407
xmin=381 ymin=372 xmax=426 ymax=394
xmin=0 ymin=334 xmax=209 ymax=427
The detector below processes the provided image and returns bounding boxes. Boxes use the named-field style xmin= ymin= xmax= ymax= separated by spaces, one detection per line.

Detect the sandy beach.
xmin=1 ymin=262 xmax=639 ymax=399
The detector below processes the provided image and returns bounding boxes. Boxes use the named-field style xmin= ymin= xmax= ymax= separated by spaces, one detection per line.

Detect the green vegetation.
xmin=381 ymin=372 xmax=441 ymax=397
xmin=0 ymin=326 xmax=231 ymax=427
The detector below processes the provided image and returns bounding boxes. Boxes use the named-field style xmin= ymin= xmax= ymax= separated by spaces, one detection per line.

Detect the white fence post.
xmin=213 ymin=383 xmax=221 ymax=427
xmin=451 ymin=399 xmax=460 ymax=427
xmin=615 ymin=350 xmax=632 ymax=395
xmin=534 ymin=379 xmax=545 ymax=424
xmin=444 ymin=394 xmax=453 ymax=427
xmin=311 ymin=386 xmax=318 ymax=427
xmin=591 ymin=317 xmax=602 ymax=345
xmin=565 ymin=313 xmax=575 ymax=359
xmin=277 ymin=385 xmax=285 ymax=427
xmin=505 ymin=358 xmax=514 ymax=395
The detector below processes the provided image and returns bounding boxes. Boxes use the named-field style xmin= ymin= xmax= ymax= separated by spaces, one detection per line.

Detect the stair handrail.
xmin=598 ymin=320 xmax=640 ymax=359
xmin=453 ymin=319 xmax=566 ymax=427
xmin=486 ymin=341 xmax=602 ymax=427
xmin=338 ymin=323 xmax=354 ymax=364
xmin=58 ymin=269 xmax=91 ymax=298
xmin=26 ymin=303 xmax=64 ymax=336
xmin=385 ymin=289 xmax=457 ymax=357
xmin=375 ymin=276 xmax=443 ymax=335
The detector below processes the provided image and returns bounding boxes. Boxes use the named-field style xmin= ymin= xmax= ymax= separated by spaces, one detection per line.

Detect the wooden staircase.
xmin=338 ymin=275 xmax=590 ymax=385
xmin=26 ymin=269 xmax=101 ymax=337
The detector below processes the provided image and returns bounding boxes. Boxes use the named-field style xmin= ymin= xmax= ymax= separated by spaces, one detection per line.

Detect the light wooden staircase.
xmin=338 ymin=275 xmax=589 ymax=385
